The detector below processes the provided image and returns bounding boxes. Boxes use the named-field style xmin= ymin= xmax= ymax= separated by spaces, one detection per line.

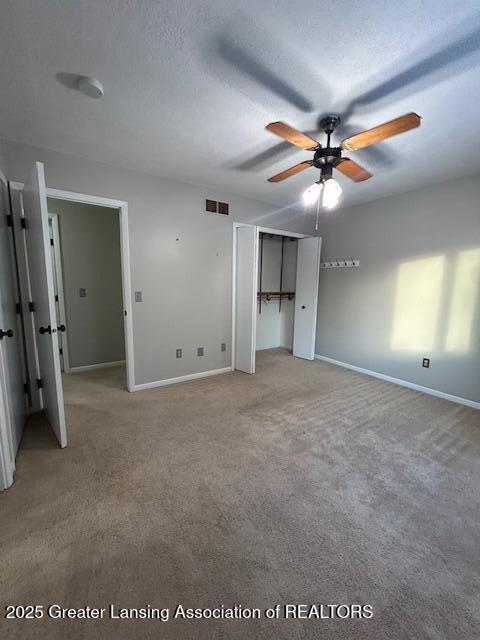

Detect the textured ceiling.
xmin=1 ymin=0 xmax=480 ymax=209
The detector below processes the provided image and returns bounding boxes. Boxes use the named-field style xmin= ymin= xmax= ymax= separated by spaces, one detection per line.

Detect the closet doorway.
xmin=232 ymin=224 xmax=321 ymax=374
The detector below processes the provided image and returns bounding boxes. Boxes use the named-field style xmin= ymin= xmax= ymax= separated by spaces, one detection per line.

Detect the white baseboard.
xmin=69 ymin=360 xmax=126 ymax=373
xmin=314 ymin=355 xmax=480 ymax=410
xmin=134 ymin=366 xmax=232 ymax=391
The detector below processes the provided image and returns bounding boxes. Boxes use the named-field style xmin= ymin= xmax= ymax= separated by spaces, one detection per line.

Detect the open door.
xmin=23 ymin=162 xmax=67 ymax=447
xmin=234 ymin=225 xmax=258 ymax=373
xmin=293 ymin=236 xmax=322 ymax=360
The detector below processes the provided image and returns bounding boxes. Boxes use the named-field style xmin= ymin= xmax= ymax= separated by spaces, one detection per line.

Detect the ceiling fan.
xmin=265 ymin=112 xmax=421 ymax=209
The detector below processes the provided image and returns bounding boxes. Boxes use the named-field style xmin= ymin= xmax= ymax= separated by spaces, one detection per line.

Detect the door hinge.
xmin=21 ymin=218 xmax=26 ymax=229
xmin=55 ymin=294 xmax=59 ymax=302
xmin=16 ymin=302 xmax=21 ymax=314
xmin=36 ymin=378 xmax=43 ymax=389
xmin=6 ymin=214 xmax=13 ymax=227
xmin=50 ymin=238 xmax=54 ymax=246
xmin=23 ymin=382 xmax=30 ymax=394
xmin=29 ymin=301 xmax=35 ymax=312
xmin=59 ymin=347 xmax=63 ymax=355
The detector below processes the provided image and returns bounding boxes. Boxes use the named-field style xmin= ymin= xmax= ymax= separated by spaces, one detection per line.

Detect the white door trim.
xmin=0 ymin=173 xmax=18 ymax=487
xmin=257 ymin=226 xmax=309 ymax=239
xmin=0 ymin=378 xmax=14 ymax=489
xmin=231 ymin=223 xmax=313 ymax=371
xmin=11 ymin=183 xmax=135 ymax=392
xmin=45 ymin=188 xmax=135 ymax=392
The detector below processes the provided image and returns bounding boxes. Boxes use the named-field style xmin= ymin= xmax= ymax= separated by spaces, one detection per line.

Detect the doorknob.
xmin=0 ymin=329 xmax=14 ymax=339
xmin=58 ymin=324 xmax=66 ymax=332
xmin=39 ymin=325 xmax=52 ymax=335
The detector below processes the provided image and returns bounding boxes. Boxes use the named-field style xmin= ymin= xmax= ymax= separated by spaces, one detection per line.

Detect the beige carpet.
xmin=1 ymin=349 xmax=479 ymax=639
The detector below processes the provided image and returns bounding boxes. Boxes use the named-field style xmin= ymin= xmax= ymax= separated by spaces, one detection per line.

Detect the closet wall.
xmin=256 ymin=235 xmax=297 ymax=351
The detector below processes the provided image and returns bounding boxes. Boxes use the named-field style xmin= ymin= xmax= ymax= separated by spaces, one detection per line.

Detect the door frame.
xmin=0 ymin=171 xmax=16 ymax=489
xmin=46 ymin=189 xmax=134 ymax=392
xmin=48 ymin=213 xmax=70 ymax=373
xmin=231 ymin=223 xmax=309 ymax=372
xmin=10 ymin=182 xmax=135 ymax=393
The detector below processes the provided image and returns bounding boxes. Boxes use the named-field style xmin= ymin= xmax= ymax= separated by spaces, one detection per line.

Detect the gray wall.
xmin=2 ymin=139 xmax=306 ymax=386
xmin=316 ymin=174 xmax=480 ymax=403
xmin=256 ymin=236 xmax=297 ymax=350
xmin=47 ymin=199 xmax=124 ymax=368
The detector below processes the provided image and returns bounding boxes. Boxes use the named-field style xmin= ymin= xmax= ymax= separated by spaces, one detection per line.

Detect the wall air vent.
xmin=205 ymin=199 xmax=217 ymax=213
xmin=204 ymin=199 xmax=229 ymax=215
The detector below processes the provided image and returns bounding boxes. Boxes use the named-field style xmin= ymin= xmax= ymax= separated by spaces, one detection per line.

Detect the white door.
xmin=23 ymin=162 xmax=67 ymax=447
xmin=0 ymin=178 xmax=26 ymax=487
xmin=234 ymin=226 xmax=258 ymax=373
xmin=293 ymin=236 xmax=322 ymax=360
xmin=48 ymin=215 xmax=69 ymax=372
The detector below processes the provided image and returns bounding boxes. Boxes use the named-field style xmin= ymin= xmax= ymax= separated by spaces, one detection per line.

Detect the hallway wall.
xmin=47 ymin=199 xmax=125 ymax=369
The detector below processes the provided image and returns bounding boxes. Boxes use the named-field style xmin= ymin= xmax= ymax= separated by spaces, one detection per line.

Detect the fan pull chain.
xmin=315 ymin=191 xmax=321 ymax=231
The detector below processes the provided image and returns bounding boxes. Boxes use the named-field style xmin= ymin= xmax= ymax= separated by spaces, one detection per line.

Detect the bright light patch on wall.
xmin=391 ymin=255 xmax=445 ymax=351
xmin=445 ymin=248 xmax=480 ymax=353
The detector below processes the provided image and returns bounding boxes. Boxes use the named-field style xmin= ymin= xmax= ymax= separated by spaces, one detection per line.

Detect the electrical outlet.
xmin=79 ymin=288 xmax=86 ymax=298
xmin=197 ymin=347 xmax=204 ymax=357
xmin=422 ymin=358 xmax=430 ymax=368
xmin=135 ymin=291 xmax=143 ymax=302
xmin=221 ymin=342 xmax=226 ymax=352
xmin=176 ymin=348 xmax=182 ymax=358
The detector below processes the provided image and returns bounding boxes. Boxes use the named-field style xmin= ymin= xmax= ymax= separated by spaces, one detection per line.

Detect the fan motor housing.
xmin=313 ymin=146 xmax=342 ymax=169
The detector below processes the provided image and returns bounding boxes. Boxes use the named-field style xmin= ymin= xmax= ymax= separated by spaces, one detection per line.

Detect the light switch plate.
xmin=135 ymin=291 xmax=143 ymax=302
xmin=79 ymin=288 xmax=86 ymax=298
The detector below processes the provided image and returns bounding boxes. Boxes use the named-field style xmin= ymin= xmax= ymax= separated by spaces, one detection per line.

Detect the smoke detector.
xmin=77 ymin=76 xmax=104 ymax=99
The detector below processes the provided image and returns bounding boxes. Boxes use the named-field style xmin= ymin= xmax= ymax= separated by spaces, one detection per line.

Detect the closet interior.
xmin=256 ymin=232 xmax=298 ymax=352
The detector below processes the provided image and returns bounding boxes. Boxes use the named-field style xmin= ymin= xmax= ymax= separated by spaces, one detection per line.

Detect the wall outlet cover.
xmin=221 ymin=342 xmax=226 ymax=352
xmin=79 ymin=287 xmax=86 ymax=297
xmin=422 ymin=358 xmax=430 ymax=368
xmin=176 ymin=348 xmax=182 ymax=358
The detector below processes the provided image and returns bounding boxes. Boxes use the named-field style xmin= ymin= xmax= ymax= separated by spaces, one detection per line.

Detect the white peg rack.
xmin=320 ymin=259 xmax=359 ymax=269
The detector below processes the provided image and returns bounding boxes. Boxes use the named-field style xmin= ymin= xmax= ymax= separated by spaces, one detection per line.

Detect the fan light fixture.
xmin=302 ymin=177 xmax=342 ymax=210
xmin=322 ymin=178 xmax=342 ymax=209
xmin=302 ymin=182 xmax=322 ymax=206
xmin=265 ymin=113 xmax=422 ymax=216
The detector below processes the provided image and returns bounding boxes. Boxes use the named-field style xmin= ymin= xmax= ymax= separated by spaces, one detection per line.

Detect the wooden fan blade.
xmin=341 ymin=113 xmax=421 ymax=151
xmin=265 ymin=122 xmax=320 ymax=150
xmin=336 ymin=158 xmax=373 ymax=182
xmin=268 ymin=160 xmax=313 ymax=183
